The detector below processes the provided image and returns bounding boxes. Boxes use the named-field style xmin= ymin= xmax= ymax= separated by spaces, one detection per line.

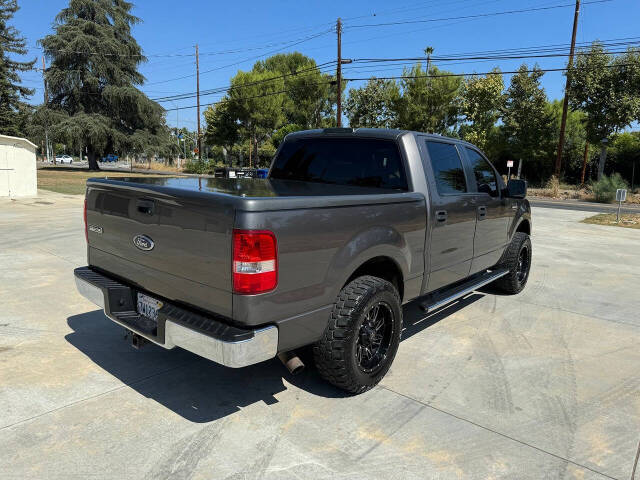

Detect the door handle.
xmin=477 ymin=206 xmax=487 ymax=220
xmin=435 ymin=210 xmax=448 ymax=223
xmin=136 ymin=199 xmax=155 ymax=216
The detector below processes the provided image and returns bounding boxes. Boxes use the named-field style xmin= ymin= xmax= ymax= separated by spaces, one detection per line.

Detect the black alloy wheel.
xmin=356 ymin=301 xmax=395 ymax=374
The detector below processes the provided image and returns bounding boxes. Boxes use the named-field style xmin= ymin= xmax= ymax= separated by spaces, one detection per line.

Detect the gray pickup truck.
xmin=75 ymin=128 xmax=531 ymax=394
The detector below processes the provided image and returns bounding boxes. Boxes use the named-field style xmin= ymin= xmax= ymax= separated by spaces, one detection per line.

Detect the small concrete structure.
xmin=0 ymin=134 xmax=37 ymax=197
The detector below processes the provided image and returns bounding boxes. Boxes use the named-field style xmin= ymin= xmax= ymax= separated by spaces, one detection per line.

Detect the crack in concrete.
xmin=0 ymin=361 xmax=194 ymax=432
xmin=630 ymin=438 xmax=640 ymax=480
xmin=378 ymin=384 xmax=619 ymax=480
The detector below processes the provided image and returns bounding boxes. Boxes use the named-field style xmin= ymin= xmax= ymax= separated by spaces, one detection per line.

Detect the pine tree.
xmin=39 ymin=0 xmax=174 ymax=170
xmin=0 ymin=0 xmax=35 ymax=137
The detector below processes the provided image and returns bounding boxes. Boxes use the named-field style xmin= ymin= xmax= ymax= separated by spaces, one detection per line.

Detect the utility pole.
xmin=196 ymin=44 xmax=202 ymax=162
xmin=555 ymin=0 xmax=581 ymax=177
xmin=336 ymin=18 xmax=342 ymax=127
xmin=580 ymin=142 xmax=589 ymax=184
xmin=41 ymin=57 xmax=52 ymax=164
xmin=42 ymin=57 xmax=48 ymax=162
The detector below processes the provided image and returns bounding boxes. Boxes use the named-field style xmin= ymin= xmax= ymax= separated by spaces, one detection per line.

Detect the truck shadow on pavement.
xmin=65 ymin=294 xmax=483 ymax=423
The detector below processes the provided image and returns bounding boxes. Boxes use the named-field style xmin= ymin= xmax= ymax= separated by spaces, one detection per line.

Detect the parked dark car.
xmin=75 ymin=128 xmax=531 ymax=394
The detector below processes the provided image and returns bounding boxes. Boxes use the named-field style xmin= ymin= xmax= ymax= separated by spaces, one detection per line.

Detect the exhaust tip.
xmin=278 ymin=351 xmax=305 ymax=375
xmin=131 ymin=332 xmax=146 ymax=350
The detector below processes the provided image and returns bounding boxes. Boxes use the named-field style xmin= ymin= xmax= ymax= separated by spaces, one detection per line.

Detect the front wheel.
xmin=313 ymin=276 xmax=402 ymax=394
xmin=494 ymin=232 xmax=532 ymax=294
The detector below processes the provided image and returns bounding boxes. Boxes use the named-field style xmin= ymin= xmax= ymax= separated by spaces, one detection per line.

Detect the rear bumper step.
xmin=420 ymin=268 xmax=509 ymax=313
xmin=74 ymin=267 xmax=278 ymax=368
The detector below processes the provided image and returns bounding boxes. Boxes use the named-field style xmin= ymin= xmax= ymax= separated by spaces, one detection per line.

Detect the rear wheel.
xmin=494 ymin=232 xmax=532 ymax=294
xmin=313 ymin=276 xmax=402 ymax=394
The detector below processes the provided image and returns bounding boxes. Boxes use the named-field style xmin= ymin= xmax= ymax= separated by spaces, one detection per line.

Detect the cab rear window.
xmin=270 ymin=137 xmax=408 ymax=191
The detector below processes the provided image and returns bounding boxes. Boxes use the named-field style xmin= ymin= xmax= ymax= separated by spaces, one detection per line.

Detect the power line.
xmin=159 ymin=62 xmax=634 ymax=113
xmin=304 ymin=1 xmax=612 ymax=53
xmin=30 ymin=31 xmax=338 ymax=59
xmin=345 ymin=0 xmax=613 ymax=28
xmin=150 ymin=37 xmax=639 ymax=104
xmin=344 ymin=63 xmax=634 ymax=82
xmin=161 ymin=79 xmax=336 ymax=112
xmin=151 ymin=61 xmax=336 ymax=102
xmin=425 ymin=36 xmax=640 ymax=58
xmin=144 ymin=28 xmax=334 ymax=86
xmin=350 ymin=48 xmax=639 ymax=64
xmin=340 ymin=0 xmax=509 ymax=21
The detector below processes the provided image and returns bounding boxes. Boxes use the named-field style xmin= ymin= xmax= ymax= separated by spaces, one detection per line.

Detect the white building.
xmin=0 ymin=134 xmax=37 ymax=197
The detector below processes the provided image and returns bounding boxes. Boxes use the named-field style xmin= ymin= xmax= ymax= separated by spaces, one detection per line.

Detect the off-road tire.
xmin=313 ymin=276 xmax=402 ymax=394
xmin=494 ymin=232 xmax=532 ymax=294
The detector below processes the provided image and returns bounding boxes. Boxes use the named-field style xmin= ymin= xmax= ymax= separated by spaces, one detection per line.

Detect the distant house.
xmin=0 ymin=134 xmax=37 ymax=197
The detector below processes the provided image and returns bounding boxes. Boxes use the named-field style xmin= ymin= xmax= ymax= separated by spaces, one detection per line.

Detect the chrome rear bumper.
xmin=74 ymin=268 xmax=278 ymax=368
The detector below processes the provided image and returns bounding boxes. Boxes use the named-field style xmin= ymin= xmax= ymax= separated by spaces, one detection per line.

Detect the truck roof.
xmin=286 ymin=127 xmax=472 ymax=146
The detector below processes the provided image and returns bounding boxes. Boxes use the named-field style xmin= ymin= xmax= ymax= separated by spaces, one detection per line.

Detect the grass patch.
xmin=37 ymin=168 xmax=168 ymax=195
xmin=581 ymin=213 xmax=640 ymax=229
xmin=132 ymin=160 xmax=185 ymax=173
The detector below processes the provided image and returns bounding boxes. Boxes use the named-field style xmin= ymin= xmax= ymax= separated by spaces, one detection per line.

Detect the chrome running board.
xmin=420 ymin=269 xmax=509 ymax=313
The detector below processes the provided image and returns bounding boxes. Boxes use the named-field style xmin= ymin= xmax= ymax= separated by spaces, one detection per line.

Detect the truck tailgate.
xmin=85 ymin=181 xmax=234 ymax=318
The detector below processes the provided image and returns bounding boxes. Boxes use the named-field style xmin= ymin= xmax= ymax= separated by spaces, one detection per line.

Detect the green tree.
xmin=344 ymin=78 xmax=400 ymax=128
xmin=171 ymin=127 xmax=196 ymax=160
xmin=203 ymin=100 xmax=238 ymax=164
xmin=254 ymin=53 xmax=334 ymax=128
xmin=395 ymin=64 xmax=462 ymax=135
xmin=567 ymin=43 xmax=640 ymax=179
xmin=460 ymin=69 xmax=505 ymax=151
xmin=271 ymin=123 xmax=302 ymax=149
xmin=0 ymin=0 xmax=35 ymax=136
xmin=608 ymin=131 xmax=640 ymax=187
xmin=226 ymin=69 xmax=285 ymax=166
xmin=502 ymin=65 xmax=553 ymax=180
xmin=546 ymin=99 xmax=587 ymax=182
xmin=38 ymin=0 xmax=174 ymax=170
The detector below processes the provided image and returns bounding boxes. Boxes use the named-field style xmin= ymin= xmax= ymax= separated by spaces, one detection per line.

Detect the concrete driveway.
xmin=1 ymin=192 xmax=639 ymax=480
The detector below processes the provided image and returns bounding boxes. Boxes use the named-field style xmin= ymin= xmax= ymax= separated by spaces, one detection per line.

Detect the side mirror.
xmin=506 ymin=179 xmax=527 ymax=199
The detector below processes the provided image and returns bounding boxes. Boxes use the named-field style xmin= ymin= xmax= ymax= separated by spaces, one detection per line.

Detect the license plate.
xmin=137 ymin=293 xmax=163 ymax=322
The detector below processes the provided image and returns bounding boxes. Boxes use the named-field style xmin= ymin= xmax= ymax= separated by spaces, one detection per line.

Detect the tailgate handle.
xmin=136 ymin=200 xmax=155 ymax=216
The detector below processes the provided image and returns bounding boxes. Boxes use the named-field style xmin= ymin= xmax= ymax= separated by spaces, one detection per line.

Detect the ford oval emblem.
xmin=133 ymin=234 xmax=154 ymax=251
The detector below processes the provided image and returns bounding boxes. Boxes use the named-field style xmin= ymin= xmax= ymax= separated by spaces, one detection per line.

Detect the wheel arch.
xmin=342 ymin=255 xmax=405 ymax=302
xmin=515 ymin=218 xmax=531 ymax=235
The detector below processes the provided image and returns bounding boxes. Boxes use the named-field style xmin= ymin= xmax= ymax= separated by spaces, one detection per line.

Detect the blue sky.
xmin=12 ymin=0 xmax=640 ymax=131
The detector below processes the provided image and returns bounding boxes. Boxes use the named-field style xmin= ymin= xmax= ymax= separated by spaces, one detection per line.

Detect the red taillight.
xmin=232 ymin=229 xmax=277 ymax=294
xmin=83 ymin=198 xmax=88 ymax=242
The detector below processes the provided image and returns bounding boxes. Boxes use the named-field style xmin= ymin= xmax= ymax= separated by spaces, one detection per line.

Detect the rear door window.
xmin=270 ymin=137 xmax=408 ymax=190
xmin=465 ymin=148 xmax=499 ymax=197
xmin=425 ymin=141 xmax=468 ymax=195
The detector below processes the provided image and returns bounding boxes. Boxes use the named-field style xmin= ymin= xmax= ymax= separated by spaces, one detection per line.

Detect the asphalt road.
xmin=1 ymin=192 xmax=639 ymax=479
xmin=38 ymin=161 xmax=183 ymax=176
xmin=529 ymin=197 xmax=640 ymax=214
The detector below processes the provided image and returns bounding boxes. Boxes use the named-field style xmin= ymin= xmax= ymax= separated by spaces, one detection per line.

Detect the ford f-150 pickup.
xmin=75 ymin=128 xmax=532 ymax=394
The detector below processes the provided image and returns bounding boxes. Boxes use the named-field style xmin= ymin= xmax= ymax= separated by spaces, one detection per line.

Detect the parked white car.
xmin=55 ymin=155 xmax=73 ymax=164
